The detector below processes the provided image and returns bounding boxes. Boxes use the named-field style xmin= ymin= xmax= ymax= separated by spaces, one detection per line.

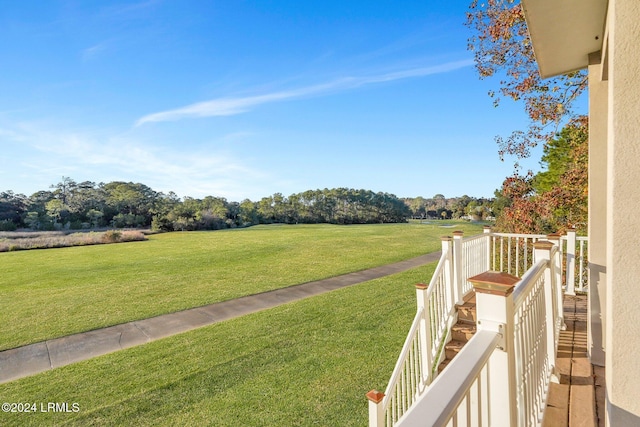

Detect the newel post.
xmin=415 ymin=282 xmax=433 ymax=384
xmin=534 ymin=241 xmax=559 ymax=373
xmin=468 ymin=271 xmax=519 ymax=427
xmin=565 ymin=228 xmax=577 ymax=296
xmin=452 ymin=231 xmax=464 ymax=305
xmin=366 ymin=390 xmax=385 ymax=427
xmin=483 ymin=226 xmax=492 ymax=271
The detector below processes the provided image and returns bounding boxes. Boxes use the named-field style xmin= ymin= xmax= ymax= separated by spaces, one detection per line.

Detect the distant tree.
xmin=150 ymin=192 xmax=181 ymax=231
xmin=491 ymin=188 xmax=510 ymax=220
xmin=103 ymin=182 xmax=158 ymax=226
xmin=439 ymin=209 xmax=452 ymax=220
xmin=87 ymin=209 xmax=104 ymax=228
xmin=0 ymin=191 xmax=28 ymax=227
xmin=226 ymin=201 xmax=240 ymax=227
xmin=24 ymin=211 xmax=42 ymax=230
xmin=112 ymin=213 xmax=146 ymax=228
xmin=271 ymin=193 xmax=287 ymax=223
xmin=297 ymin=190 xmax=317 ymax=222
xmin=433 ymin=194 xmax=446 ymax=210
xmin=452 ymin=195 xmax=473 ymax=218
xmin=238 ymin=199 xmax=258 ymax=226
xmin=66 ymin=181 xmax=107 ymax=225
xmin=50 ymin=176 xmax=77 ymax=205
xmin=45 ymin=199 xmax=68 ymax=228
xmin=285 ymin=194 xmax=302 ymax=224
xmin=412 ymin=196 xmax=427 ymax=218
xmin=28 ymin=191 xmax=55 ymax=216
xmin=257 ymin=196 xmax=276 ymax=223
xmin=196 ymin=196 xmax=229 ymax=229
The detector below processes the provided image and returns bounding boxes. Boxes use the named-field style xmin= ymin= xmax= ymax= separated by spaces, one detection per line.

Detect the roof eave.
xmin=521 ymin=0 xmax=608 ymax=78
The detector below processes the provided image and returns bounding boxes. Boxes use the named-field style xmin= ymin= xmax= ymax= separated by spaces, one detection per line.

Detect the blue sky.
xmin=0 ymin=0 xmax=573 ymax=202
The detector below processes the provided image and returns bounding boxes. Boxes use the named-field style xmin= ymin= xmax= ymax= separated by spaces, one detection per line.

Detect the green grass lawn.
xmin=0 ymin=263 xmax=435 ymax=426
xmin=0 ymin=222 xmax=483 ymax=351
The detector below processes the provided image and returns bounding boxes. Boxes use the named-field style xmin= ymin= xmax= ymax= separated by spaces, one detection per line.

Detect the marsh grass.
xmin=0 ymin=263 xmax=434 ymax=426
xmin=0 ymin=230 xmax=147 ymax=252
xmin=0 ymin=222 xmax=483 ymax=351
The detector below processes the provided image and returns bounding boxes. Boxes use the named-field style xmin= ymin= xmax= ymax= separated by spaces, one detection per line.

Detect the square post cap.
xmin=533 ymin=240 xmax=555 ymax=250
xmin=366 ymin=390 xmax=385 ymax=403
xmin=468 ymin=271 xmax=520 ymax=296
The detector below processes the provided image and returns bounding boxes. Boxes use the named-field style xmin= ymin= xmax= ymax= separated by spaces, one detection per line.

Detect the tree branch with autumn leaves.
xmin=466 ymin=0 xmax=587 ymax=161
xmin=466 ymin=0 xmax=589 ymax=234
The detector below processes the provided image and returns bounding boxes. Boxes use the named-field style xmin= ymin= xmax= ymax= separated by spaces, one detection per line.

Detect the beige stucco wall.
xmin=605 ymin=0 xmax=640 ymax=424
xmin=587 ymin=57 xmax=607 ymax=367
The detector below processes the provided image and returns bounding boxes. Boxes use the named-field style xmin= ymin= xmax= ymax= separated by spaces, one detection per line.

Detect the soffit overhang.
xmin=521 ymin=0 xmax=608 ymax=78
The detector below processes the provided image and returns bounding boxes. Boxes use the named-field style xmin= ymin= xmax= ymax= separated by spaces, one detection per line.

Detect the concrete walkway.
xmin=0 ymin=251 xmax=441 ymax=384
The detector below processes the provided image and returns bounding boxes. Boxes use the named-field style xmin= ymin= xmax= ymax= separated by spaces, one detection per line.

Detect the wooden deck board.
xmin=543 ymin=294 xmax=603 ymax=427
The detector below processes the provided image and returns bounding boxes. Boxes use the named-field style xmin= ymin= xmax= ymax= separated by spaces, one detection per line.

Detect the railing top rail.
xmin=512 ymin=260 xmax=547 ymax=307
xmin=490 ymin=232 xmax=547 ymax=239
xmin=382 ymin=306 xmax=425 ymax=403
xmin=560 ymin=235 xmax=589 ymax=241
xmin=424 ymin=249 xmax=449 ymax=300
xmin=462 ymin=231 xmax=588 ymax=242
xmin=396 ymin=330 xmax=501 ymax=427
xmin=378 ymin=248 xmax=450 ymax=409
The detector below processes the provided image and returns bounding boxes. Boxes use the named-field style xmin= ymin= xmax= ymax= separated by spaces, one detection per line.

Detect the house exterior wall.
xmin=587 ymin=56 xmax=607 ymax=367
xmin=605 ymin=0 xmax=640 ymax=424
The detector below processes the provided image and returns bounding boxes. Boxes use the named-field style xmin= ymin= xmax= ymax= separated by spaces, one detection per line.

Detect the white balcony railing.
xmin=490 ymin=230 xmax=588 ymax=294
xmin=368 ymin=238 xmax=457 ymax=426
xmin=560 ymin=233 xmax=589 ymax=294
xmin=368 ymin=228 xmax=586 ymax=427
xmin=389 ymin=329 xmax=502 ymax=426
xmin=459 ymin=231 xmax=491 ymax=296
xmin=394 ymin=241 xmax=563 ymax=427
xmin=512 ymin=247 xmax=562 ymax=426
xmin=489 ymin=232 xmax=546 ymax=277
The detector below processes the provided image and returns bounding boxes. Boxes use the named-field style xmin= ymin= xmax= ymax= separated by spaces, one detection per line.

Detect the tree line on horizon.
xmin=0 ymin=180 xmax=496 ymax=232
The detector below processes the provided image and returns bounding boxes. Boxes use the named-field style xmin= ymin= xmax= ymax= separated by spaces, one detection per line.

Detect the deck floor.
xmin=543 ymin=294 xmax=605 ymax=427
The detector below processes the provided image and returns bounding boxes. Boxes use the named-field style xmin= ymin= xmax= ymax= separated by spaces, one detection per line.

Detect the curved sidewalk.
xmin=0 ymin=251 xmax=441 ymax=384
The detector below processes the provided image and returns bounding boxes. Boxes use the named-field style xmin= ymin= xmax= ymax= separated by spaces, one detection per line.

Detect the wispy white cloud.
xmin=3 ymin=122 xmax=268 ymax=199
xmin=135 ymin=59 xmax=473 ymax=126
xmin=82 ymin=41 xmax=110 ymax=61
